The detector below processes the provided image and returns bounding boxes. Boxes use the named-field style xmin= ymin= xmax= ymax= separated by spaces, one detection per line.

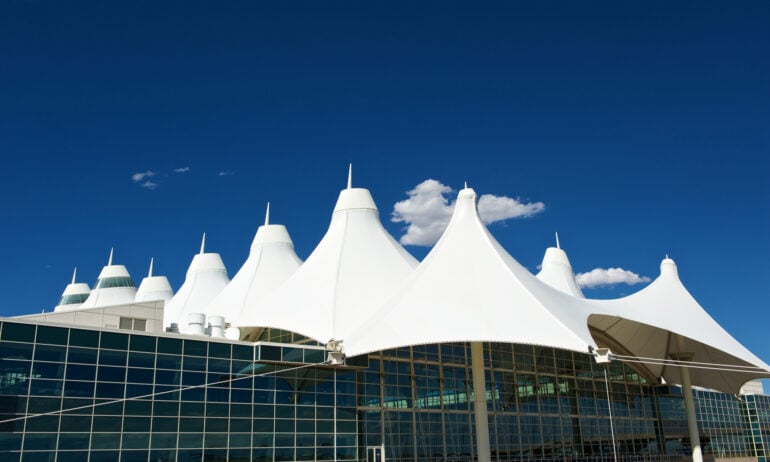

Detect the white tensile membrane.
xmin=79 ymin=248 xmax=137 ymax=309
xmin=134 ymin=258 xmax=174 ymax=303
xmin=163 ymin=234 xmax=230 ymax=332
xmin=53 ymin=267 xmax=91 ymax=311
xmin=587 ymin=256 xmax=770 ymax=395
xmin=343 ymin=187 xmax=598 ymax=357
xmin=536 ymin=233 xmax=585 ymax=298
xmin=237 ymin=169 xmax=418 ymax=343
xmin=204 ymin=203 xmax=302 ymax=329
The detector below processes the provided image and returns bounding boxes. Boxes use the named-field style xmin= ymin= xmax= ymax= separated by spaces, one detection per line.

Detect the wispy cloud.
xmin=218 ymin=171 xmax=234 ymax=177
xmin=139 ymin=180 xmax=158 ymax=190
xmin=174 ymin=167 xmax=190 ymax=173
xmin=575 ymin=268 xmax=651 ymax=289
xmin=392 ymin=179 xmax=545 ymax=246
xmin=131 ymin=171 xmax=155 ymax=183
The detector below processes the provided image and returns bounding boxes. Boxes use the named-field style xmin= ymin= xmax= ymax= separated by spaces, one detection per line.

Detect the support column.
xmin=470 ymin=342 xmax=492 ymax=462
xmin=674 ymin=336 xmax=703 ymax=462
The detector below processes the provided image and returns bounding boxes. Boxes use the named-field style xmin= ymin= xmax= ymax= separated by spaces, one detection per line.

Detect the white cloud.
xmin=478 ymin=194 xmax=545 ymax=221
xmin=131 ymin=171 xmax=155 ymax=182
xmin=392 ymin=179 xmax=545 ymax=246
xmin=218 ymin=171 xmax=234 ymax=177
xmin=575 ymin=268 xmax=651 ymax=289
xmin=140 ymin=180 xmax=158 ymax=190
xmin=392 ymin=180 xmax=455 ymax=246
xmin=174 ymin=167 xmax=190 ymax=173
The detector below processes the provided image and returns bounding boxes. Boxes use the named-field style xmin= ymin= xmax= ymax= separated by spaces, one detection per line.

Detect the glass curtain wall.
xmin=356 ymin=342 xmax=768 ymax=462
xmin=0 ymin=321 xmax=357 ymax=462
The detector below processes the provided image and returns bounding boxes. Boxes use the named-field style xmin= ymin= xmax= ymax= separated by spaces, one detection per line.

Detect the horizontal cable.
xmin=614 ymin=356 xmax=768 ymax=374
xmin=611 ymin=353 xmax=767 ymax=371
xmin=0 ymin=360 xmax=330 ymax=425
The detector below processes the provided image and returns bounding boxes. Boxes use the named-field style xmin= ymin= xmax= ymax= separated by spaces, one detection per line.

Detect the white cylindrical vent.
xmin=188 ymin=313 xmax=206 ymax=336
xmin=209 ymin=316 xmax=225 ymax=338
xmin=224 ymin=326 xmax=241 ymax=340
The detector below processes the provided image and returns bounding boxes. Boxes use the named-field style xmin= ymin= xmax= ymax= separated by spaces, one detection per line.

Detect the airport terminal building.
xmin=1 ymin=176 xmax=768 ymax=461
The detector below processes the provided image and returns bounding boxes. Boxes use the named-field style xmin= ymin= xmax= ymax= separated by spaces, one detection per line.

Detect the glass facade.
xmin=56 ymin=294 xmax=90 ymax=307
xmin=93 ymin=277 xmax=135 ymax=289
xmin=0 ymin=321 xmax=357 ymax=462
xmin=0 ymin=319 xmax=768 ymax=461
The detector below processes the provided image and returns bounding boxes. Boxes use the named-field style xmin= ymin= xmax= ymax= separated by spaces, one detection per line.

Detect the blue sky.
xmin=1 ymin=2 xmax=768 ymax=363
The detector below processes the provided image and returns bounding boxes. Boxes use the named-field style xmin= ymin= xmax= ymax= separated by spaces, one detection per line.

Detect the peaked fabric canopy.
xmin=164 ymin=252 xmax=229 ymax=331
xmin=199 ymin=178 xmax=768 ymax=395
xmin=135 ymin=259 xmax=174 ymax=303
xmin=343 ymin=188 xmax=598 ymax=357
xmin=237 ymin=186 xmax=418 ymax=342
xmin=205 ymin=222 xmax=302 ymax=326
xmin=80 ymin=264 xmax=137 ymax=309
xmin=587 ymin=258 xmax=770 ymax=394
xmin=536 ymin=246 xmax=585 ymax=298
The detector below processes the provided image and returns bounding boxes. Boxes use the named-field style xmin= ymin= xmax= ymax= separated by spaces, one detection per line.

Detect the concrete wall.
xmin=15 ymin=300 xmax=165 ymax=333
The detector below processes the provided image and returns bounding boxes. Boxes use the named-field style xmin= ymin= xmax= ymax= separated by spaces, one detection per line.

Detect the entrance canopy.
xmin=588 ymin=257 xmax=770 ymax=394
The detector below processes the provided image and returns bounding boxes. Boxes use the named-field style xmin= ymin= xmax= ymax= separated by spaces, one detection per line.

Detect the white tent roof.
xmin=343 ymin=188 xmax=769 ymax=393
xmin=80 ymin=249 xmax=137 ymax=309
xmin=205 ymin=206 xmax=302 ymax=326
xmin=164 ymin=235 xmax=230 ymax=331
xmin=587 ymin=257 xmax=770 ymax=394
xmin=53 ymin=267 xmax=91 ymax=312
xmin=237 ymin=183 xmax=418 ymax=342
xmin=135 ymin=258 xmax=174 ymax=303
xmin=536 ymin=239 xmax=585 ymax=298
xmin=343 ymin=187 xmax=597 ymax=357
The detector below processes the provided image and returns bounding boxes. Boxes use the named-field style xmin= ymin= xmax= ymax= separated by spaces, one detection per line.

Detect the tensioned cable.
xmin=611 ymin=356 xmax=768 ymax=374
xmin=0 ymin=359 xmax=330 ymax=425
xmin=611 ymin=353 xmax=767 ymax=371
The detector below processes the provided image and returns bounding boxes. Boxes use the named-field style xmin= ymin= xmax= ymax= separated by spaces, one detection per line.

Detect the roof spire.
xmin=200 ymin=233 xmax=206 ymax=254
xmin=555 ymin=232 xmax=561 ymax=249
xmin=347 ymin=163 xmax=352 ymax=189
xmin=464 ymin=181 xmax=468 ymax=189
xmin=148 ymin=258 xmax=154 ymax=277
xmin=265 ymin=202 xmax=271 ymax=226
xmin=108 ymin=248 xmax=114 ymax=266
xmin=71 ymin=267 xmax=77 ymax=284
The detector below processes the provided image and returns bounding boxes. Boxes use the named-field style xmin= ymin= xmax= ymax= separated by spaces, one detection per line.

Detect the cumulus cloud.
xmin=478 ymin=194 xmax=545 ymax=222
xmin=392 ymin=179 xmax=545 ymax=246
xmin=139 ymin=180 xmax=158 ymax=190
xmin=392 ymin=180 xmax=455 ymax=246
xmin=218 ymin=171 xmax=234 ymax=177
xmin=174 ymin=167 xmax=190 ymax=173
xmin=575 ymin=268 xmax=651 ymax=289
xmin=131 ymin=171 xmax=155 ymax=182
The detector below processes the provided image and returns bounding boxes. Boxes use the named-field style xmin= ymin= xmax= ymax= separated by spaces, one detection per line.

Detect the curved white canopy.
xmin=536 ymin=244 xmax=585 ymax=298
xmin=342 ymin=188 xmax=769 ymax=393
xmin=135 ymin=258 xmax=174 ymax=303
xmin=587 ymin=258 xmax=770 ymax=394
xmin=53 ymin=268 xmax=91 ymax=312
xmin=237 ymin=185 xmax=418 ymax=342
xmin=164 ymin=236 xmax=230 ymax=331
xmin=80 ymin=250 xmax=137 ymax=309
xmin=343 ymin=188 xmax=597 ymax=357
xmin=205 ymin=212 xmax=302 ymax=326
